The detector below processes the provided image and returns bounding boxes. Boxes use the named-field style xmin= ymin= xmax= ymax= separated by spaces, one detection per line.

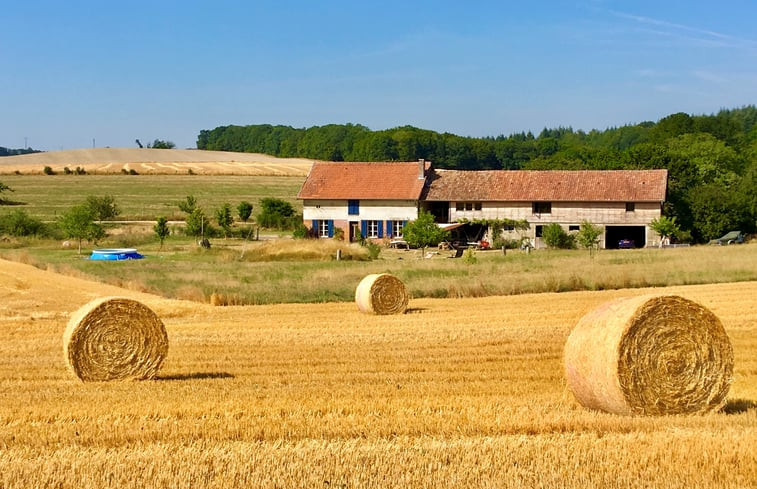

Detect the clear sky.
xmin=2 ymin=1 xmax=756 ymax=151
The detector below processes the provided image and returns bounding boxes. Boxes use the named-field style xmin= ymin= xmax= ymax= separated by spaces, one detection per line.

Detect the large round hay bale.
xmin=564 ymin=295 xmax=733 ymax=416
xmin=355 ymin=273 xmax=409 ymax=315
xmin=63 ymin=297 xmax=169 ymax=382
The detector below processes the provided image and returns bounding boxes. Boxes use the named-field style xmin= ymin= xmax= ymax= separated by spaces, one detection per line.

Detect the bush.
xmin=542 ymin=223 xmax=576 ymax=249
xmin=0 ymin=210 xmax=48 ymax=237
xmin=363 ymin=241 xmax=381 ymax=260
xmin=43 ymin=166 xmax=55 ymax=175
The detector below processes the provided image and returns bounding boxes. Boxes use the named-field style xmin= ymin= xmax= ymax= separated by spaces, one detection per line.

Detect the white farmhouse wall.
xmin=303 ymin=200 xmax=419 ymax=221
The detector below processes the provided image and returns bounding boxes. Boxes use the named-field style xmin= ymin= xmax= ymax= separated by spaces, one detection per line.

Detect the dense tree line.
xmin=0 ymin=147 xmax=41 ymax=157
xmin=197 ymin=106 xmax=757 ymax=242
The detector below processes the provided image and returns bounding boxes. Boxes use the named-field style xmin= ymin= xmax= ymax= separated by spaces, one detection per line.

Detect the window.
xmin=569 ymin=225 xmax=580 ymax=232
xmin=348 ymin=200 xmax=360 ymax=215
xmin=456 ymin=202 xmax=482 ymax=211
xmin=393 ymin=220 xmax=404 ymax=238
xmin=626 ymin=202 xmax=635 ymax=212
xmin=535 ymin=225 xmax=544 ymax=237
xmin=319 ymin=220 xmax=330 ymax=238
xmin=532 ymin=202 xmax=552 ymax=214
xmin=367 ymin=220 xmax=379 ymax=238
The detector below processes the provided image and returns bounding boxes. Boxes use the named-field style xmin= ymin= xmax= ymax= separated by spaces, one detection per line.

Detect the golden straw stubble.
xmin=355 ymin=273 xmax=409 ymax=315
xmin=564 ymin=295 xmax=734 ymax=416
xmin=63 ymin=297 xmax=169 ymax=382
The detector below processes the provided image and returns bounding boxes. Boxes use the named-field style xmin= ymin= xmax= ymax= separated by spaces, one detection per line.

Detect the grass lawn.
xmin=2 ymin=234 xmax=756 ymax=305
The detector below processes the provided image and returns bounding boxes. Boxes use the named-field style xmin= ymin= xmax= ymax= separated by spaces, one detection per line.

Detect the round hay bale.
xmin=63 ymin=297 xmax=168 ymax=382
xmin=355 ymin=273 xmax=409 ymax=315
xmin=564 ymin=295 xmax=733 ymax=415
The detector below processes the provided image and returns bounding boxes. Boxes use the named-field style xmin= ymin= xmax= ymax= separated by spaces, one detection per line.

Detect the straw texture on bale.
xmin=355 ymin=273 xmax=409 ymax=315
xmin=564 ymin=295 xmax=733 ymax=415
xmin=63 ymin=297 xmax=169 ymax=382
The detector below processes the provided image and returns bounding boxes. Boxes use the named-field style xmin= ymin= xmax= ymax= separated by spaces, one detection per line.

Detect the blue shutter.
xmin=386 ymin=220 xmax=393 ymax=238
xmin=311 ymin=220 xmax=318 ymax=237
xmin=328 ymin=220 xmax=334 ymax=238
xmin=378 ymin=220 xmax=384 ymax=238
xmin=361 ymin=220 xmax=367 ymax=238
xmin=402 ymin=220 xmax=408 ymax=236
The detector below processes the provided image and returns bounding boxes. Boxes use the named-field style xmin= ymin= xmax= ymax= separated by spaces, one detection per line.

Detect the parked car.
xmin=709 ymin=231 xmax=744 ymax=245
xmin=618 ymin=239 xmax=635 ymax=249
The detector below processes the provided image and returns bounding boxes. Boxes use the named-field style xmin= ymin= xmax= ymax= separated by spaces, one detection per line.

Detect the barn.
xmin=298 ymin=161 xmax=668 ymax=249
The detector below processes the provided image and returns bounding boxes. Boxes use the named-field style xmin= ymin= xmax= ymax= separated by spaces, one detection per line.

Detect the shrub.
xmin=0 ymin=210 xmax=48 ymax=237
xmin=43 ymin=166 xmax=55 ymax=175
xmin=543 ymin=223 xmax=576 ymax=249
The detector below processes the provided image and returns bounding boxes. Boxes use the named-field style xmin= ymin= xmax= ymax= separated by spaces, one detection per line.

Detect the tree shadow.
xmin=722 ymin=399 xmax=757 ymax=414
xmin=155 ymin=372 xmax=234 ymax=381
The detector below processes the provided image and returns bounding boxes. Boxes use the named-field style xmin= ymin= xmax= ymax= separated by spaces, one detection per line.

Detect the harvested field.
xmin=0 ymin=148 xmax=314 ymax=176
xmin=0 ymin=258 xmax=755 ymax=488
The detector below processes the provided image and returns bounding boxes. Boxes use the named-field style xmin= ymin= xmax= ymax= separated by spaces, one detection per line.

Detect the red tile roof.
xmin=297 ymin=161 xmax=429 ymax=200
xmin=423 ymin=169 xmax=667 ymax=202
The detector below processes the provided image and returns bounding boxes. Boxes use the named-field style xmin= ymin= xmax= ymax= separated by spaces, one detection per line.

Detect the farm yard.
xmin=0 ymin=162 xmax=756 ymax=487
xmin=0 ymin=258 xmax=755 ymax=488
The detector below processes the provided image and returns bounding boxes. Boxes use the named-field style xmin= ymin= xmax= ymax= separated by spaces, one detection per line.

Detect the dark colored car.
xmin=618 ymin=239 xmax=635 ymax=249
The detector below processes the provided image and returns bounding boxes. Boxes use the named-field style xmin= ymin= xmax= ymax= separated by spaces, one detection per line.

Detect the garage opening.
xmin=605 ymin=226 xmax=646 ymax=249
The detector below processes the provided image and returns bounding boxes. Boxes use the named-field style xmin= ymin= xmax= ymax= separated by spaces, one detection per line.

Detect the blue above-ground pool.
xmin=90 ymin=248 xmax=144 ymax=260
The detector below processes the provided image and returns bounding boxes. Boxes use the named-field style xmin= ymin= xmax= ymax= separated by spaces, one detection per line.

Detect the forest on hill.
xmin=197 ymin=106 xmax=757 ymax=243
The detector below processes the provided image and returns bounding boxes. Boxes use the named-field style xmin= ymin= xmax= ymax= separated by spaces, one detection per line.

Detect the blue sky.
xmin=2 ymin=1 xmax=756 ymax=151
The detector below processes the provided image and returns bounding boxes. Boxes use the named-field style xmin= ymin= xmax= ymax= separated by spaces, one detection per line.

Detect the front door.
xmin=349 ymin=222 xmax=359 ymax=242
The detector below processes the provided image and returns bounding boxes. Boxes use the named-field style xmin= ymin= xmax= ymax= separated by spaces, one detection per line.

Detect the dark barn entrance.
xmin=605 ymin=226 xmax=646 ymax=249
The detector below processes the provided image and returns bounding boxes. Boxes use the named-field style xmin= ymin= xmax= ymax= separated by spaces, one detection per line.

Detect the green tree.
xmin=687 ymin=183 xmax=749 ymax=241
xmin=575 ymin=220 xmax=603 ymax=256
xmin=178 ymin=195 xmax=197 ymax=214
xmin=85 ymin=195 xmax=120 ymax=221
xmin=649 ymin=216 xmax=681 ymax=243
xmin=257 ymin=197 xmax=296 ymax=229
xmin=215 ymin=203 xmax=234 ymax=237
xmin=237 ymin=201 xmax=253 ymax=222
xmin=402 ymin=210 xmax=449 ymax=256
xmin=185 ymin=208 xmax=210 ymax=238
xmin=148 ymin=139 xmax=176 ymax=149
xmin=154 ymin=216 xmax=170 ymax=251
xmin=542 ymin=223 xmax=575 ymax=249
xmin=0 ymin=181 xmax=13 ymax=204
xmin=59 ymin=204 xmax=105 ymax=254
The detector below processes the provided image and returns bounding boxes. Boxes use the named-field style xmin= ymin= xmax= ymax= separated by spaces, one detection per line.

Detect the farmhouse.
xmin=297 ymin=160 xmax=668 ymax=249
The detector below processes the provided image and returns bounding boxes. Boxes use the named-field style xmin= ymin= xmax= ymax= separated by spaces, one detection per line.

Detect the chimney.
xmin=418 ymin=158 xmax=425 ymax=179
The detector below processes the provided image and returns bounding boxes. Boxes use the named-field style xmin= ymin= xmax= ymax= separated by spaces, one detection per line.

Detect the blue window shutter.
xmin=378 ymin=220 xmax=384 ymax=238
xmin=328 ymin=220 xmax=334 ymax=238
xmin=387 ymin=220 xmax=393 ymax=238
xmin=361 ymin=220 xmax=367 ymax=237
xmin=312 ymin=220 xmax=318 ymax=236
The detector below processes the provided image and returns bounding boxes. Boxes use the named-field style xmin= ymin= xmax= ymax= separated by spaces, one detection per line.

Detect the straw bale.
xmin=63 ymin=297 xmax=169 ymax=381
xmin=564 ymin=295 xmax=733 ymax=415
xmin=355 ymin=273 xmax=409 ymax=315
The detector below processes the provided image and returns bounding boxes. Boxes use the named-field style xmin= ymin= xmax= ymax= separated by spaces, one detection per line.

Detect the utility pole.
xmin=24 ymin=137 xmax=27 ymax=149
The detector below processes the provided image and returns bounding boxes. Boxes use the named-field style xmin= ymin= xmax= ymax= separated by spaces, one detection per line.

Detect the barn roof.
xmin=297 ymin=161 xmax=430 ymax=200
xmin=423 ymin=169 xmax=668 ymax=202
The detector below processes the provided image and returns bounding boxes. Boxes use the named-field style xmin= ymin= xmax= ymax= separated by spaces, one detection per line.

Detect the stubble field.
xmin=0 ymin=258 xmax=755 ymax=488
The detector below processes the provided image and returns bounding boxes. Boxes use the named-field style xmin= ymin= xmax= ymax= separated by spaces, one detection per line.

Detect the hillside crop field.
xmin=0 ymin=259 xmax=755 ymax=488
xmin=0 ymin=148 xmax=314 ymax=176
xmin=0 ymin=174 xmax=305 ymax=221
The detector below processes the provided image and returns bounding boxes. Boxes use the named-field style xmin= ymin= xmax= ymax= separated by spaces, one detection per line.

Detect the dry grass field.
xmin=0 ymin=148 xmax=314 ymax=176
xmin=0 ymin=258 xmax=755 ymax=488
